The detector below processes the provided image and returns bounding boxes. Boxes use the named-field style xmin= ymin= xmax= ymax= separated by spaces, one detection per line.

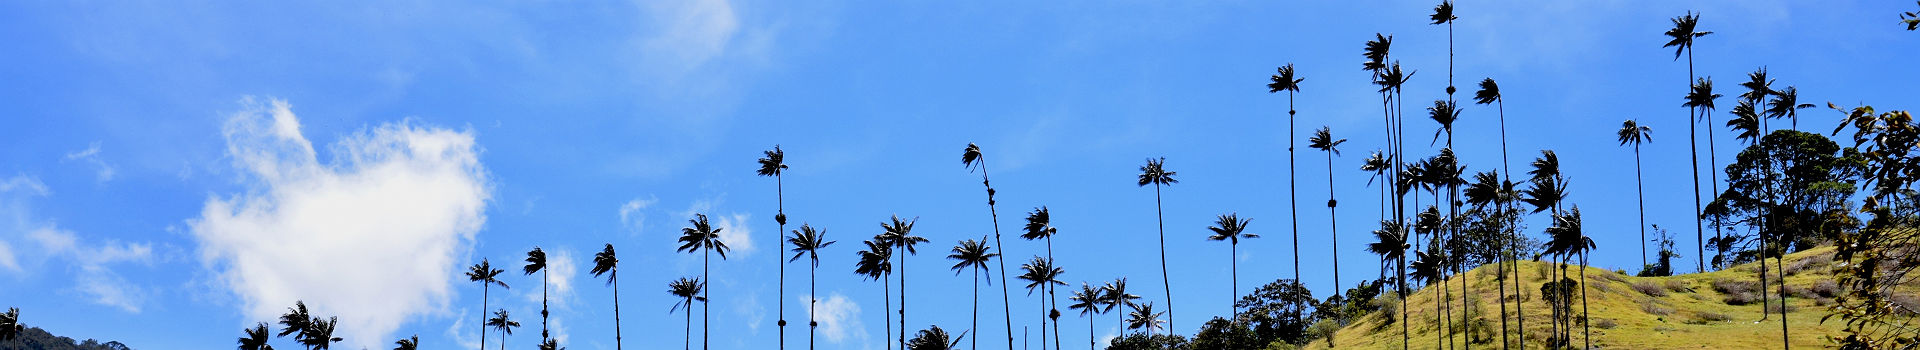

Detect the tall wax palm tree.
xmin=1432 ymin=1 xmax=1457 ymax=94
xmin=1618 ymin=120 xmax=1654 ymax=268
xmin=278 ymin=301 xmax=313 ymax=350
xmin=1067 ymin=283 xmax=1103 ymax=350
xmin=1684 ymin=77 xmax=1725 ymax=270
xmin=1269 ymin=63 xmax=1306 ymax=300
xmin=1020 ymin=206 xmax=1066 ymax=350
xmin=669 ymin=277 xmax=706 ymax=350
xmin=790 ymin=224 xmax=837 ymax=350
xmin=1125 ymin=302 xmax=1165 ymax=337
xmin=1017 ymin=256 xmax=1065 ymax=350
xmin=1768 ymin=86 xmax=1814 ymax=130
xmin=961 ymin=143 xmax=1017 ymax=350
xmin=591 ymin=244 xmax=623 ymax=350
xmin=239 ymin=323 xmax=274 ymax=350
xmin=1472 ymin=79 xmax=1524 ymax=346
xmin=1101 ymin=278 xmax=1141 ymax=340
xmin=466 ymin=260 xmax=508 ymax=350
xmin=524 ymin=247 xmax=551 ymax=344
xmin=487 ymin=309 xmax=520 ymax=350
xmin=1363 ymin=151 xmax=1391 ymax=225
xmin=1665 ymin=11 xmax=1712 ymax=273
xmin=1465 ymin=169 xmax=1518 ymax=347
xmin=1205 ymin=213 xmax=1258 ymax=318
xmin=393 ymin=335 xmax=418 ymax=350
xmin=302 ymin=317 xmax=342 ymax=350
xmin=1368 ymin=221 xmax=1410 ymax=350
xmin=758 ymin=145 xmax=792 ymax=350
xmin=880 ymin=216 xmax=930 ymax=350
xmin=1543 ymin=208 xmax=1594 ymax=350
xmin=1736 ymin=69 xmax=1791 ymax=347
xmin=678 ymin=213 xmax=732 ymax=350
xmin=1413 ymin=207 xmax=1454 ymax=348
xmin=856 ymin=239 xmax=895 ymax=350
xmin=947 ymin=236 xmax=996 ymax=350
xmin=1310 ymin=127 xmax=1349 ymax=292
xmin=1136 ymin=157 xmax=1179 ymax=332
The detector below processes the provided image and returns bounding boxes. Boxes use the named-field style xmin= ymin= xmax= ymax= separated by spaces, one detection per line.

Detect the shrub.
xmin=1810 ymin=280 xmax=1840 ymax=298
xmin=1711 ymin=279 xmax=1757 ymax=295
xmin=1591 ymin=318 xmax=1617 ymax=329
xmin=1724 ymin=291 xmax=1762 ymax=305
xmin=1640 ymin=300 xmax=1674 ymax=316
xmin=1782 ymin=253 xmax=1833 ymax=276
xmin=1694 ymin=311 xmax=1733 ymax=323
xmin=1784 ymin=285 xmax=1817 ymax=299
xmin=1665 ymin=280 xmax=1690 ymax=293
xmin=1894 ymin=293 xmax=1920 ymax=317
xmin=1632 ymin=281 xmax=1668 ymax=297
xmin=1767 ymin=302 xmax=1799 ymax=314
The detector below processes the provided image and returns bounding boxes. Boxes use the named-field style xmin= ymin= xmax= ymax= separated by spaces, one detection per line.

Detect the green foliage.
xmin=1234 ymin=278 xmax=1319 ymax=346
xmin=1306 ymin=319 xmax=1341 ymax=348
xmin=1190 ymin=317 xmax=1261 ymax=350
xmin=1105 ymin=332 xmax=1189 ymax=350
xmin=0 ymin=326 xmax=130 ymax=350
xmin=1705 ymin=129 xmax=1865 ymax=258
xmin=1824 ymin=104 xmax=1920 ymax=348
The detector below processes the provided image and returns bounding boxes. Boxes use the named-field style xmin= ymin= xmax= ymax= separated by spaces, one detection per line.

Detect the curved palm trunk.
xmin=1326 ymin=152 xmax=1342 ymax=295
xmin=777 ymin=174 xmax=788 ymax=350
xmin=1153 ymin=183 xmax=1175 ymax=333
xmin=1045 ymin=237 xmax=1061 ymax=350
xmin=1494 ymin=99 xmax=1521 ymax=349
xmin=973 ymin=161 xmax=1016 ymax=350
xmin=481 ymin=284 xmax=491 ymax=350
xmin=614 ymin=274 xmax=623 ymax=350
xmin=704 ymin=247 xmax=712 ymax=350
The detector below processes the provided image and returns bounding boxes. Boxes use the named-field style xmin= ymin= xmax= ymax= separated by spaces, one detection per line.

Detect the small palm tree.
xmin=277 ymin=301 xmax=313 ymax=350
xmin=1367 ymin=221 xmax=1409 ymax=349
xmin=591 ymin=244 xmax=623 ymax=350
xmin=1767 ymin=86 xmax=1814 ymax=130
xmin=539 ymin=338 xmax=563 ymax=350
xmin=678 ymin=213 xmax=732 ymax=350
xmin=947 ymin=236 xmax=996 ymax=350
xmin=758 ymin=145 xmax=792 ymax=350
xmin=1067 ymin=283 xmax=1104 ymax=350
xmin=906 ymin=325 xmax=966 ymax=350
xmin=1136 ymin=157 xmax=1179 ymax=331
xmin=1124 ymin=302 xmax=1166 ymax=337
xmin=465 ymin=260 xmax=508 ymax=350
xmin=1101 ymin=278 xmax=1141 ymax=340
xmin=487 ymin=309 xmax=520 ymax=350
xmin=1309 ymin=127 xmax=1348 ymax=291
xmin=880 ymin=216 xmax=929 ymax=350
xmin=524 ymin=247 xmax=551 ymax=343
xmin=668 ymin=277 xmax=706 ymax=350
xmin=238 ymin=322 xmax=274 ymax=350
xmin=1543 ymin=207 xmax=1594 ymax=349
xmin=392 ymin=335 xmax=418 ymax=350
xmin=1268 ymin=63 xmax=1306 ymax=307
xmin=1361 ymin=150 xmax=1391 ymax=225
xmin=961 ymin=143 xmax=1016 ymax=350
xmin=1617 ymin=120 xmax=1654 ymax=269
xmin=790 ymin=224 xmax=836 ymax=350
xmin=855 ymin=239 xmax=895 ymax=350
xmin=1205 ymin=213 xmax=1257 ymax=318
xmin=1016 ymin=256 xmax=1065 ymax=349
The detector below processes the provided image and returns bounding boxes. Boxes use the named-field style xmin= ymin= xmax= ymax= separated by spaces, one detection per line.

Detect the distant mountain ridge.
xmin=0 ymin=327 xmax=131 ymax=350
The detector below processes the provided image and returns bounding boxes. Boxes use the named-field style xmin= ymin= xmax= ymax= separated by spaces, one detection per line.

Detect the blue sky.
xmin=2 ymin=1 xmax=1916 ymax=349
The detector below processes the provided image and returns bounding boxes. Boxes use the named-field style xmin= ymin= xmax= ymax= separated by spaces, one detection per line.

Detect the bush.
xmin=1766 ymin=302 xmax=1799 ymax=314
xmin=1784 ymin=285 xmax=1817 ymax=299
xmin=1810 ymin=280 xmax=1840 ymax=298
xmin=1632 ymin=281 xmax=1668 ymax=297
xmin=1306 ymin=319 xmax=1341 ymax=348
xmin=1693 ymin=311 xmax=1733 ymax=323
xmin=1724 ymin=291 xmax=1762 ymax=305
xmin=1591 ymin=318 xmax=1617 ymax=329
xmin=1640 ymin=300 xmax=1674 ymax=316
xmin=1782 ymin=252 xmax=1833 ymax=276
xmin=1665 ymin=280 xmax=1690 ymax=293
xmin=1711 ymin=279 xmax=1757 ymax=295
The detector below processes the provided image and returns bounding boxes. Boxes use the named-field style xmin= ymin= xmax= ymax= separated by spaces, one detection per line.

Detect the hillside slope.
xmin=1307 ymin=247 xmax=1896 ymax=349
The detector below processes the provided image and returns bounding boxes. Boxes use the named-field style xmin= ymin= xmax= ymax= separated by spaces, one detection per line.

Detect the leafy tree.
xmin=1136 ymin=157 xmax=1180 ymax=331
xmin=465 ymin=260 xmax=508 ymax=350
xmin=1826 ymin=103 xmax=1920 ymax=348
xmin=1104 ymin=332 xmax=1188 ymax=350
xmin=960 ymin=143 xmax=1017 ymax=350
xmin=1190 ymin=317 xmax=1260 ymax=350
xmin=677 ymin=213 xmax=731 ymax=350
xmin=1705 ymin=130 xmax=1864 ymax=257
xmin=758 ymin=145 xmax=792 ymax=350
xmin=791 ymin=224 xmax=837 ymax=350
xmin=1233 ymin=278 xmax=1318 ymax=346
xmin=590 ymin=244 xmax=623 ymax=350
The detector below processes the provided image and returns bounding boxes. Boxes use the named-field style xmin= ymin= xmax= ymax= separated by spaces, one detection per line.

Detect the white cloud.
xmin=0 ymin=240 xmax=16 ymax=273
xmin=618 ymin=196 xmax=658 ymax=235
xmin=814 ymin=293 xmax=867 ymax=345
xmin=63 ymin=142 xmax=116 ymax=183
xmin=639 ymin=0 xmax=741 ymax=72
xmin=28 ymin=225 xmax=154 ymax=313
xmin=189 ymin=98 xmax=490 ymax=349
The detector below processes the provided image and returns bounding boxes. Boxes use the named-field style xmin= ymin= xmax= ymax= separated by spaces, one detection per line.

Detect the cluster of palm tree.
xmin=234 ymin=301 xmax=344 ymax=350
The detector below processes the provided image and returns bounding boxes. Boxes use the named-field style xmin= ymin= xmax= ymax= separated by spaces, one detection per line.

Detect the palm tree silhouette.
xmin=392 ymin=335 xmax=418 ymax=350
xmin=302 ymin=316 xmax=342 ymax=350
xmin=1100 ymin=277 xmax=1141 ymax=343
xmin=0 ymin=307 xmax=17 ymax=344
xmin=1310 ymin=126 xmax=1348 ymax=292
xmin=1020 ymin=206 xmax=1066 ymax=350
xmin=487 ymin=309 xmax=520 ymax=350
xmin=524 ymin=247 xmax=551 ymax=344
xmin=961 ymin=143 xmax=1017 ymax=350
xmin=277 ymin=301 xmax=315 ymax=350
xmin=1204 ymin=213 xmax=1258 ymax=318
xmin=1268 ymin=63 xmax=1305 ymax=306
xmin=466 ymin=260 xmax=508 ymax=350
xmin=1362 ymin=151 xmax=1391 ymax=227
xmin=1523 ymin=150 xmax=1568 ymax=345
xmin=239 ymin=322 xmax=273 ymax=350
xmin=758 ymin=145 xmax=792 ymax=350
xmin=591 ymin=244 xmax=623 ymax=350
xmin=947 ymin=236 xmax=996 ymax=350
xmin=1016 ymin=256 xmax=1065 ymax=349
xmin=1684 ymin=77 xmax=1725 ymax=270
xmin=1543 ymin=207 xmax=1594 ymax=350
xmin=855 ymin=239 xmax=895 ymax=350
xmin=1124 ymin=302 xmax=1165 ymax=337
xmin=880 ymin=216 xmax=929 ymax=350
xmin=907 ymin=325 xmax=966 ymax=350
xmin=1412 ymin=207 xmax=1452 ymax=347
xmin=677 ymin=213 xmax=731 ymax=350
xmin=1617 ymin=120 xmax=1654 ymax=269
xmin=1066 ymin=283 xmax=1103 ymax=350
xmin=1465 ymin=169 xmax=1518 ymax=347
xmin=1665 ymin=11 xmax=1713 ymax=273
xmin=1767 ymin=86 xmax=1813 ymax=130
xmin=790 ymin=224 xmax=837 ymax=350
xmin=1135 ymin=157 xmax=1179 ymax=332
xmin=669 ymin=277 xmax=706 ymax=350
xmin=538 ymin=338 xmax=563 ymax=350
xmin=1472 ymin=78 xmax=1524 ymax=347
xmin=1736 ymin=67 xmax=1794 ymax=347
xmin=1367 ymin=220 xmax=1410 ymax=350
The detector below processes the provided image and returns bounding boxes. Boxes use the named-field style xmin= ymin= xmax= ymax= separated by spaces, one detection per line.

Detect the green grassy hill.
xmin=1307 ymin=247 xmax=1892 ymax=349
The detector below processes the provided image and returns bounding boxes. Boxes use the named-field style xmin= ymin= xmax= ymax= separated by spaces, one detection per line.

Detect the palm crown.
xmin=757 ymin=146 xmax=787 ymax=177
xmin=1268 ymin=64 xmax=1303 ymax=93
xmin=1662 ymin=12 xmax=1713 ymax=59
xmin=947 ymin=237 xmax=998 ymax=280
xmin=467 ymin=259 xmax=508 ymax=289
xmin=1429 ymin=1 xmax=1456 ymax=25
xmin=1473 ymin=78 xmax=1501 ymax=105
xmin=1067 ymin=283 xmax=1104 ymax=317
xmin=1308 ymin=127 xmax=1347 ymax=154
xmin=1101 ymin=278 xmax=1141 ymax=313
xmin=789 ymin=224 xmax=836 ymax=266
xmin=1362 ymin=33 xmax=1392 ymax=72
xmin=1617 ymin=120 xmax=1652 ymax=146
xmin=487 ymin=309 xmax=520 ymax=337
xmin=1021 ymin=206 xmax=1057 ymax=241
xmin=1684 ymin=77 xmax=1722 ymax=112
xmin=1125 ymin=302 xmax=1166 ymax=333
xmin=677 ymin=214 xmax=731 ymax=259
xmin=523 ymin=247 xmax=546 ymax=275
xmin=668 ymin=277 xmax=705 ymax=312
xmin=1016 ymin=256 xmax=1065 ymax=296
xmin=1137 ymin=157 xmax=1178 ymax=187
xmin=1205 ymin=213 xmax=1257 ymax=244
xmin=854 ymin=240 xmax=894 ymax=280
xmin=590 ymin=244 xmax=618 ymax=282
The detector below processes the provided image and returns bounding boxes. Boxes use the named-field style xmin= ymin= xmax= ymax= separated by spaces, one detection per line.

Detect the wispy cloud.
xmin=189 ymin=98 xmax=491 ymax=349
xmin=618 ymin=196 xmax=658 ymax=235
xmin=62 ymin=142 xmax=116 ymax=183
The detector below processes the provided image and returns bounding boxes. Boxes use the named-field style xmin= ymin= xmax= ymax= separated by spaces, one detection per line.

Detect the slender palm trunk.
xmin=1327 ymin=152 xmax=1341 ymax=295
xmin=704 ymin=247 xmax=711 ymax=350
xmin=971 ymin=266 xmax=980 ymax=350
xmin=1153 ymin=183 xmax=1174 ymax=333
xmin=685 ymin=297 xmax=694 ymax=350
xmin=1289 ymin=91 xmax=1302 ymax=325
xmin=1086 ymin=311 xmax=1095 ymax=350
xmin=1635 ymin=143 xmax=1648 ymax=269
xmin=810 ymin=261 xmax=818 ymax=350
xmin=543 ymin=268 xmax=550 ymax=343
xmin=614 ymin=274 xmax=623 ymax=350
xmin=899 ymin=253 xmax=908 ymax=350
xmin=1399 ymin=257 xmax=1410 ymax=350
xmin=1580 ymin=251 xmax=1591 ymax=350
xmin=1046 ymin=237 xmax=1061 ymax=350
xmin=1037 ymin=293 xmax=1048 ymax=350
xmin=502 ymin=325 xmax=509 ymax=350
xmin=481 ymin=284 xmax=491 ymax=350
xmin=976 ymin=162 xmax=1016 ymax=350
xmin=777 ymin=175 xmax=788 ymax=350
xmin=885 ymin=272 xmax=893 ymax=350
xmin=1495 ymin=98 xmax=1521 ymax=349
xmin=1230 ymin=241 xmax=1239 ymax=319
xmin=1686 ymin=51 xmax=1706 ymax=274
